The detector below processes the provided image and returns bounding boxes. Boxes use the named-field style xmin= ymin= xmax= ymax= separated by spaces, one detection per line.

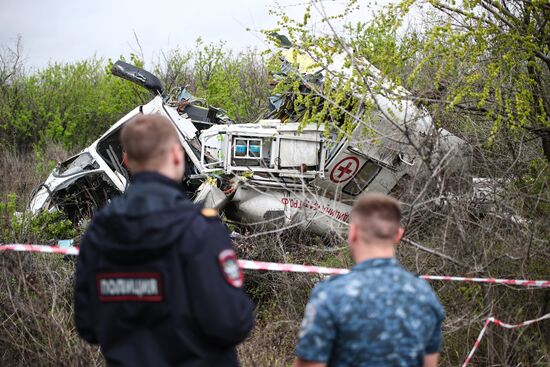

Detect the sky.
xmin=0 ymin=0 xmax=382 ymax=70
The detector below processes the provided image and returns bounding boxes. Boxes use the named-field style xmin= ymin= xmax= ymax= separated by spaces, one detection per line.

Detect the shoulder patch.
xmin=218 ymin=249 xmax=244 ymax=288
xmin=201 ymin=208 xmax=218 ymax=218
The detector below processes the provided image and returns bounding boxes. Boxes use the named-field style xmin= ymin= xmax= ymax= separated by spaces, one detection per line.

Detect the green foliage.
xmin=260 ymin=3 xmax=550 ymax=365
xmin=0 ymin=42 xmax=269 ymax=154
xmin=195 ymin=45 xmax=263 ymax=121
xmin=33 ymin=145 xmax=60 ymax=176
xmin=26 ymin=210 xmax=78 ymax=240
xmin=409 ymin=1 xmax=550 ymax=144
xmin=155 ymin=40 xmax=270 ymax=123
xmin=262 ymin=1 xmax=415 ymax=142
xmin=0 ymin=193 xmax=17 ymax=241
xmin=0 ymin=55 xmax=149 ymax=152
xmin=0 ymin=193 xmax=78 ymax=243
xmin=457 ymin=283 xmax=483 ymax=307
xmin=264 ymin=0 xmax=550 ymax=161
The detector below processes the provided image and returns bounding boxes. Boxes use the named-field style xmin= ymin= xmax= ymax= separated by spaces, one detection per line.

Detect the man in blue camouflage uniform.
xmin=293 ymin=193 xmax=445 ymax=367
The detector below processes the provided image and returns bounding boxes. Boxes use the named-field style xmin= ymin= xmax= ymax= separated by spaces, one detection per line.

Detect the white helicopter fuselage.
xmin=30 ymin=53 xmax=471 ymax=236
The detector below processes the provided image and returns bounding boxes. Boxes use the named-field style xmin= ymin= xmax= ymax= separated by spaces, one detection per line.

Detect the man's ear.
xmin=395 ymin=226 xmax=405 ymax=243
xmin=171 ymin=143 xmax=183 ymax=165
xmin=122 ymin=152 xmax=136 ymax=173
xmin=348 ymin=222 xmax=359 ymax=244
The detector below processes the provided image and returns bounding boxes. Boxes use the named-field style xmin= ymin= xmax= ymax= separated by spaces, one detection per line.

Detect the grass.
xmin=1 ymin=145 xmax=549 ymax=366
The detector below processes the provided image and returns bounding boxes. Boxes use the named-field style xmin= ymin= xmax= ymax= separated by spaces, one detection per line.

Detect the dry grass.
xmin=0 ymin=144 xmax=102 ymax=365
xmin=235 ymin=229 xmax=337 ymax=367
xmin=0 ymin=142 xmax=69 ymax=207
xmin=234 ymin=224 xmax=550 ymax=367
xmin=0 ymin=253 xmax=104 ymax=366
xmin=1 ymin=142 xmax=549 ymax=366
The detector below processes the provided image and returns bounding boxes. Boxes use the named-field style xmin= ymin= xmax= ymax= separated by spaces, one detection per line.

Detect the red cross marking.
xmin=336 ymin=161 xmax=354 ymax=178
xmin=330 ymin=156 xmax=360 ymax=183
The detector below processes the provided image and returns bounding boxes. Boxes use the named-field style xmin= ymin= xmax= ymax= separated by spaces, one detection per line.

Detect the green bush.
xmin=0 ymin=54 xmax=149 ymax=152
xmin=0 ymin=193 xmax=78 ymax=244
xmin=0 ymin=42 xmax=269 ymax=154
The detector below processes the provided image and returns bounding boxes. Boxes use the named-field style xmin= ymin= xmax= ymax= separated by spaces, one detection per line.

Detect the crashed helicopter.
xmin=29 ymin=50 xmax=471 ymax=236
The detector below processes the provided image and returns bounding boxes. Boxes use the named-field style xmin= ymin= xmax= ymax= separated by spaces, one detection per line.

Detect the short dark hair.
xmin=121 ymin=114 xmax=179 ymax=168
xmin=351 ymin=193 xmax=402 ymax=240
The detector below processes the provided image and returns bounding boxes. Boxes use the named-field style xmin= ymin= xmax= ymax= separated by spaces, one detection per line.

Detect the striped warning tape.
xmin=1 ymin=244 xmax=549 ymax=287
xmin=239 ymin=259 xmax=550 ymax=287
xmin=238 ymin=259 xmax=349 ymax=275
xmin=0 ymin=244 xmax=80 ymax=255
xmin=462 ymin=313 xmax=550 ymax=366
xmin=418 ymin=275 xmax=550 ymax=288
xmin=1 ymin=243 xmax=549 ymax=365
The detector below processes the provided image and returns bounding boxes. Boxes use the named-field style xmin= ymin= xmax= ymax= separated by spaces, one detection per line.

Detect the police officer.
xmin=293 ymin=193 xmax=445 ymax=367
xmin=74 ymin=114 xmax=254 ymax=367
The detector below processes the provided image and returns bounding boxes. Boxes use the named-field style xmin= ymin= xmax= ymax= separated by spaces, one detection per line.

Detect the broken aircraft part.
xmin=30 ymin=52 xmax=476 ymax=235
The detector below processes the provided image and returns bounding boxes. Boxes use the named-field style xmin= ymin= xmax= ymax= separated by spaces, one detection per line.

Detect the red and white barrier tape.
xmin=1 ymin=244 xmax=549 ymax=287
xmin=418 ymin=275 xmax=550 ymax=288
xmin=238 ymin=259 xmax=349 ymax=275
xmin=462 ymin=313 xmax=550 ymax=366
xmin=0 ymin=244 xmax=80 ymax=255
xmin=239 ymin=259 xmax=550 ymax=287
xmin=2 ymin=243 xmax=549 ymax=365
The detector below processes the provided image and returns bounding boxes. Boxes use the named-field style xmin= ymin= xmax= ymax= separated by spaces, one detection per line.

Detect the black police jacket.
xmin=74 ymin=172 xmax=255 ymax=367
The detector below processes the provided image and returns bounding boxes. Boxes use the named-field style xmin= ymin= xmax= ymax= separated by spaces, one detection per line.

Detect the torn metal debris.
xmin=30 ymin=53 xmax=479 ymax=234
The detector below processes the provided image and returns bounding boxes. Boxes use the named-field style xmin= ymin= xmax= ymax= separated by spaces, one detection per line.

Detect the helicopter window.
xmin=233 ymin=138 xmax=263 ymax=160
xmin=97 ymin=127 xmax=124 ymax=171
xmin=235 ymin=139 xmax=247 ymax=157
xmin=343 ymin=160 xmax=381 ymax=196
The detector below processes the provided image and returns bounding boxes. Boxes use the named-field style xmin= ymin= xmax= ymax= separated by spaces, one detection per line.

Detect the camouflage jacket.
xmin=295 ymin=257 xmax=444 ymax=367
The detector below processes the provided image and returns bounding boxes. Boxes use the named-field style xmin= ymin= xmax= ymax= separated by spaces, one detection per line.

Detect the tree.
xmin=417 ymin=0 xmax=550 ymax=162
xmin=264 ymin=0 xmax=550 ymax=162
xmin=154 ymin=40 xmax=270 ymax=123
xmin=263 ymin=2 xmax=550 ymax=365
